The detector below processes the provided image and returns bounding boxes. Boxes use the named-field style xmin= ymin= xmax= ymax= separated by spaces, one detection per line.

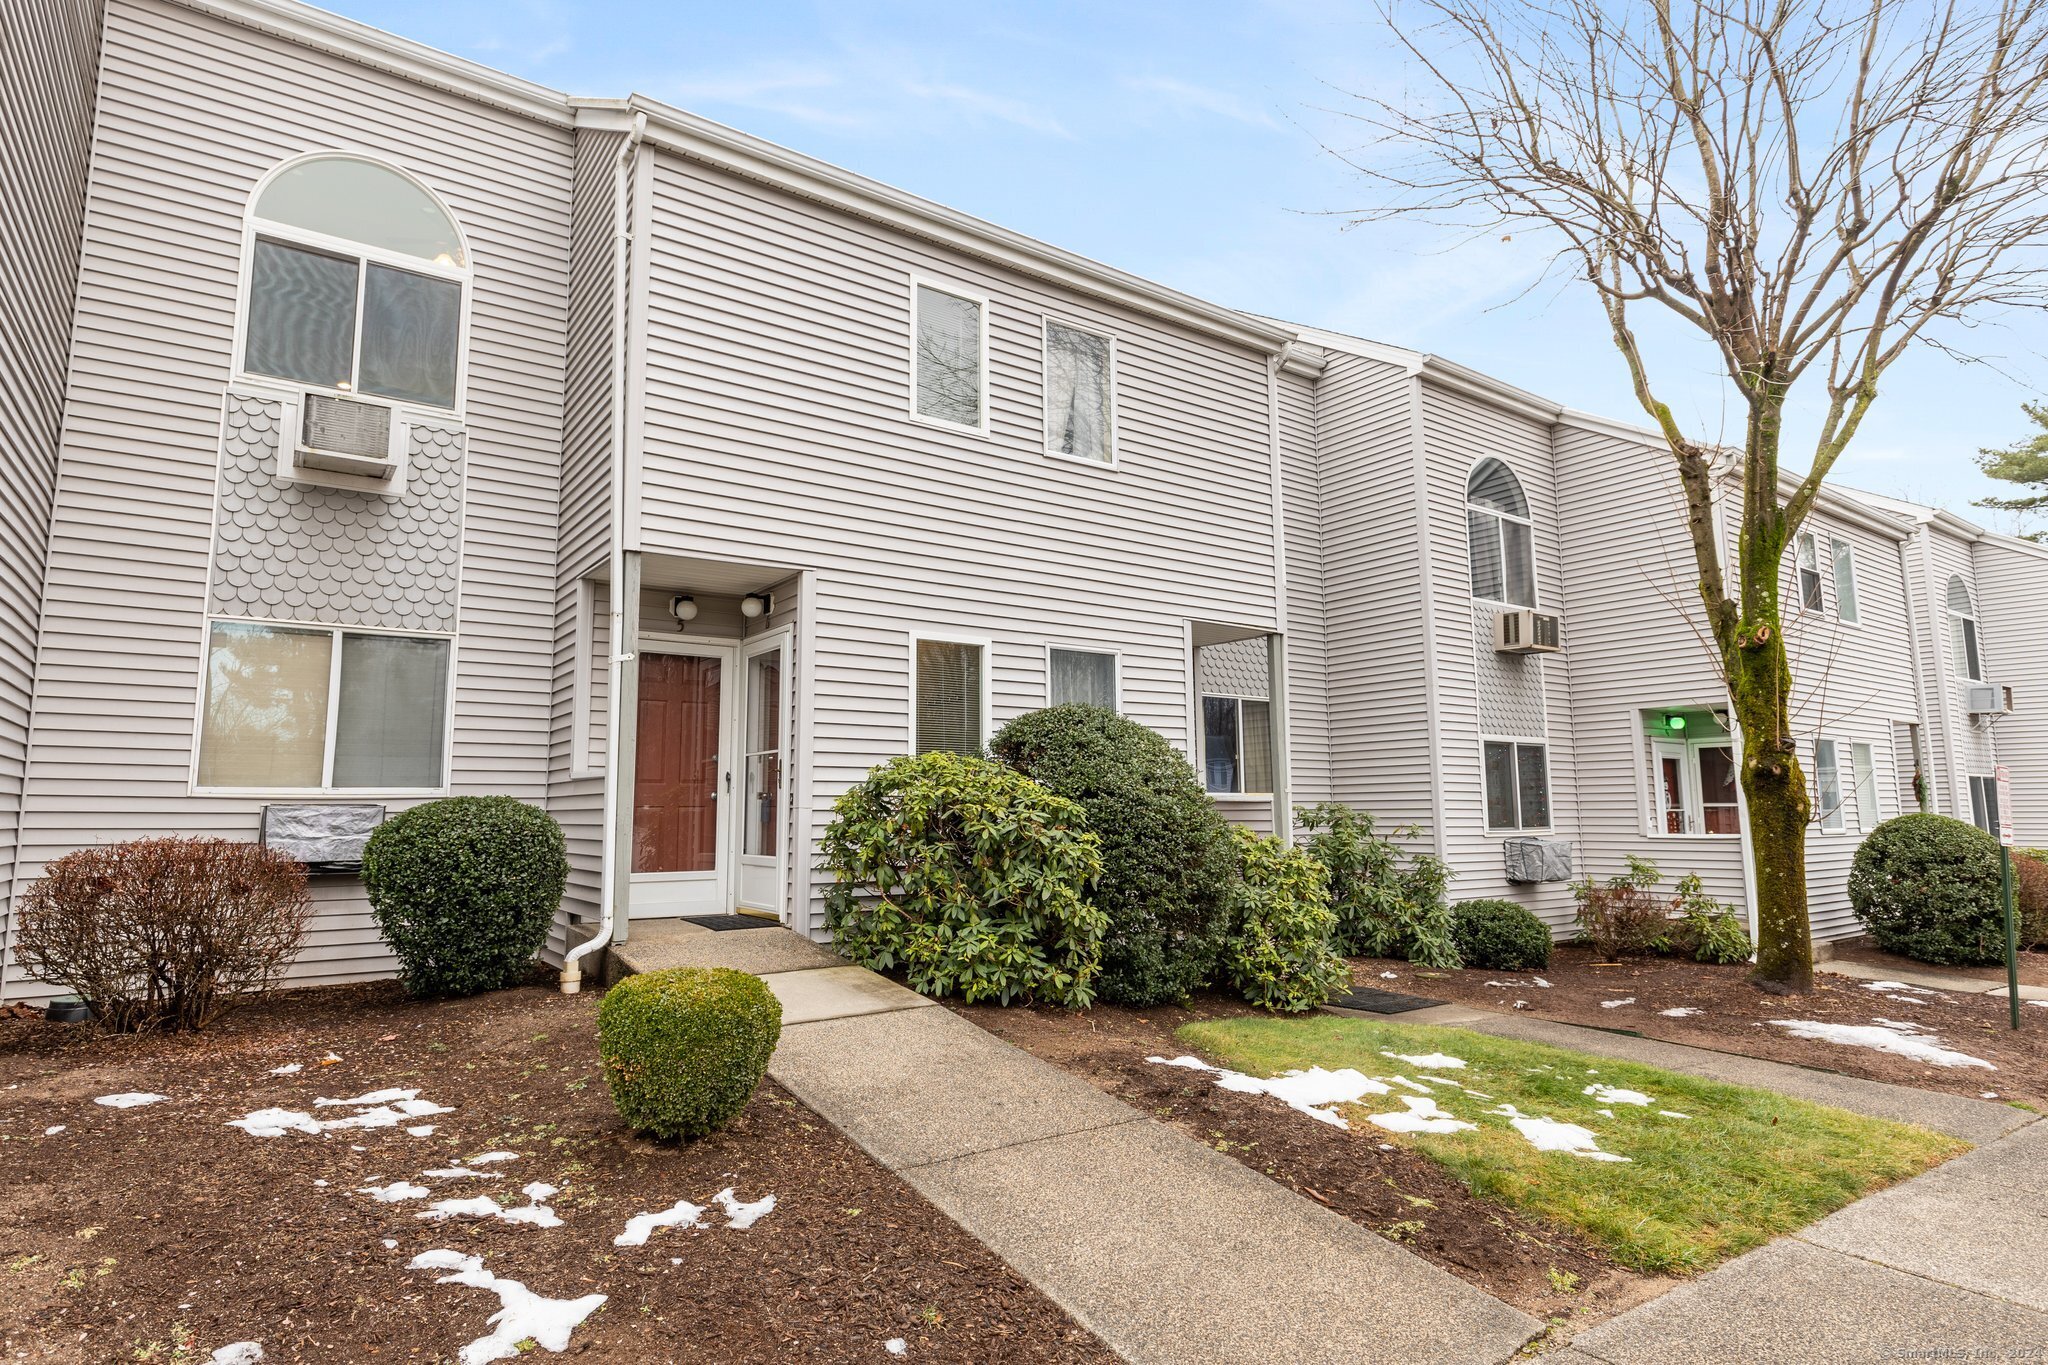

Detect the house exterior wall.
xmin=1974 ymin=534 xmax=2048 ymax=845
xmin=631 ymin=147 xmax=1285 ymax=935
xmin=0 ymin=0 xmax=103 ymax=986
xmin=1278 ymin=359 xmax=1332 ymax=811
xmin=8 ymin=0 xmax=572 ymax=996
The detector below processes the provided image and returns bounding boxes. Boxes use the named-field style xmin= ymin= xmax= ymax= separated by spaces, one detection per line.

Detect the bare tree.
xmin=1340 ymin=0 xmax=2048 ymax=989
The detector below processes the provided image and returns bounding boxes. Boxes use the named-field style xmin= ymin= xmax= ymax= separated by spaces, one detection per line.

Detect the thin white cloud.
xmin=901 ymin=81 xmax=1072 ymax=138
xmin=1123 ymin=75 xmax=1283 ymax=131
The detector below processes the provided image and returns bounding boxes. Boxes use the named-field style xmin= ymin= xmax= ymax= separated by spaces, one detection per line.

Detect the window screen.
xmin=359 ymin=264 xmax=461 ymax=408
xmin=1049 ymin=647 xmax=1116 ymax=709
xmin=1515 ymin=744 xmax=1550 ymax=829
xmin=1831 ymin=539 xmax=1860 ymax=623
xmin=245 ymin=239 xmax=358 ymax=390
xmin=1796 ymin=535 xmax=1823 ymax=611
xmin=1203 ymin=696 xmax=1240 ymax=794
xmin=1483 ymin=741 xmax=1519 ymax=828
xmin=332 ymin=633 xmax=450 ymax=787
xmin=1240 ymin=699 xmax=1274 ymax=794
xmin=1851 ymin=742 xmax=1878 ymax=831
xmin=198 ymin=622 xmax=333 ymax=788
xmin=1814 ymin=739 xmax=1844 ymax=831
xmin=1968 ymin=775 xmax=2000 ymax=835
xmin=915 ymin=640 xmax=984 ymax=754
xmin=913 ymin=286 xmax=983 ymax=428
xmin=1045 ymin=322 xmax=1112 ymax=461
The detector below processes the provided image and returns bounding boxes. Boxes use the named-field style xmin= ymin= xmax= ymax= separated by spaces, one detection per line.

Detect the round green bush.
xmin=361 ymin=796 xmax=568 ymax=997
xmin=1451 ymin=898 xmax=1552 ymax=970
xmin=1849 ymin=813 xmax=2006 ymax=965
xmin=992 ymin=705 xmax=1236 ymax=1006
xmin=1221 ymin=826 xmax=1348 ymax=1012
xmin=598 ymin=967 xmax=781 ymax=1140
xmin=821 ymin=751 xmax=1106 ymax=1006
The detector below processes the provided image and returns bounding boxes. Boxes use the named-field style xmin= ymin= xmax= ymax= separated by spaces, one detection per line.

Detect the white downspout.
xmin=562 ymin=110 xmax=646 ymax=994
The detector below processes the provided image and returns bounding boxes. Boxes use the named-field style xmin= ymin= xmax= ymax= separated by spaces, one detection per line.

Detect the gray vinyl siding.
xmin=0 ymin=0 xmax=102 ymax=989
xmin=11 ymin=0 xmax=571 ymax=997
xmin=1278 ymin=362 xmax=1331 ymax=810
xmin=635 ymin=150 xmax=1281 ymax=935
xmin=1553 ymin=421 xmax=1748 ymax=919
xmin=1315 ymin=353 xmax=1436 ymax=837
xmin=1975 ymin=536 xmax=2048 ymax=845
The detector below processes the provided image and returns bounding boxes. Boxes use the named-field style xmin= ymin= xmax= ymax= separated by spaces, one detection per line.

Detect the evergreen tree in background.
xmin=1975 ymin=404 xmax=2048 ymax=543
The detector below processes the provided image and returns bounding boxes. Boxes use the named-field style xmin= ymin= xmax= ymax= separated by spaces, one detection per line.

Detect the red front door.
xmin=634 ymin=653 xmax=721 ymax=873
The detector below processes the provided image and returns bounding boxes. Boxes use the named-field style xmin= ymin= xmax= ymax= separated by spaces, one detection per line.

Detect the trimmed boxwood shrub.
xmin=1220 ymin=826 xmax=1348 ymax=1013
xmin=361 ymin=796 xmax=568 ymax=997
xmin=1451 ymin=898 xmax=1551 ymax=971
xmin=598 ymin=967 xmax=780 ymax=1140
xmin=821 ymin=751 xmax=1106 ymax=1007
xmin=1849 ymin=813 xmax=2006 ymax=965
xmin=992 ymin=705 xmax=1235 ymax=1005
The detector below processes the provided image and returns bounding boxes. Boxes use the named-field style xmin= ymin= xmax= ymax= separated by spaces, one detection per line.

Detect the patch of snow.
xmin=1144 ymin=1054 xmax=1391 ymax=1128
xmin=1982 ymin=1092 xmax=2000 ymax=1099
xmin=1597 ymin=1108 xmax=1615 ymax=1119
xmin=615 ymin=1199 xmax=707 ymax=1247
xmin=1766 ymin=1019 xmax=1995 ymax=1070
xmin=313 ymin=1179 xmax=329 ymax=1187
xmin=886 ymin=1340 xmax=908 ymax=1357
xmin=267 ymin=1063 xmax=303 ymax=1076
xmin=1658 ymin=1111 xmax=1690 ymax=1119
xmin=209 ymin=1344 xmax=263 ymax=1365
xmin=382 ymin=1239 xmax=399 ymax=1249
xmin=467 ymin=1151 xmax=519 ymax=1165
xmin=1583 ymin=1083 xmax=1654 ymax=1107
xmin=361 ymin=1181 xmax=431 ymax=1203
xmin=1378 ymin=971 xmax=1399 ymax=980
xmin=1490 ymin=1104 xmax=1630 ymax=1162
xmin=95 ymin=1092 xmax=167 ymax=1108
xmin=1658 ymin=1007 xmax=1702 ymax=1018
xmin=1861 ymin=981 xmax=1941 ymax=999
xmin=1512 ymin=1000 xmax=1529 ymax=1010
xmin=407 ymin=1250 xmax=605 ymax=1365
xmin=43 ymin=1125 xmax=65 ymax=1136
xmin=713 ymin=1187 xmax=776 ymax=1230
xmin=316 ymin=1087 xmax=417 ymax=1107
xmin=1365 ymin=1095 xmax=1477 ymax=1135
xmin=1386 ymin=1075 xmax=1435 ymax=1095
xmin=423 ymin=1166 xmax=502 ymax=1180
xmin=1532 ymin=977 xmax=1551 ymax=988
xmin=1379 ymin=1050 xmax=1466 ymax=1069
xmin=1600 ymin=998 xmax=1635 ymax=1009
xmin=395 ymin=1099 xmax=452 ymax=1118
xmin=407 ymin=1125 xmax=437 ymax=1137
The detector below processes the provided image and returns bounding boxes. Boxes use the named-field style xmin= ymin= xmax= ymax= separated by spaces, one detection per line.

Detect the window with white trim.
xmin=1466 ymin=459 xmax=1535 ymax=606
xmin=197 ymin=620 xmax=451 ymax=790
xmin=1831 ymin=537 xmax=1860 ymax=623
xmin=1483 ymin=739 xmax=1550 ymax=830
xmin=1201 ymin=695 xmax=1274 ymax=795
xmin=913 ymin=638 xmax=986 ymax=754
xmin=1851 ymin=741 xmax=1880 ymax=832
xmin=912 ymin=283 xmax=986 ymax=430
xmin=1968 ymin=774 xmax=2001 ymax=834
xmin=1947 ymin=575 xmax=1983 ymax=680
xmin=1048 ymin=647 xmax=1117 ymax=709
xmin=1647 ymin=712 xmax=1740 ymax=836
xmin=1043 ymin=320 xmax=1114 ymax=462
xmin=242 ymin=155 xmax=468 ymax=410
xmin=1813 ymin=737 xmax=1845 ymax=832
xmin=1793 ymin=533 xmax=1823 ymax=612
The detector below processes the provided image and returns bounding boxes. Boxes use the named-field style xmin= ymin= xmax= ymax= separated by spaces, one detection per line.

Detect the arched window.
xmin=1947 ymin=575 xmax=1982 ymax=681
xmin=240 ymin=154 xmax=468 ymax=410
xmin=1467 ymin=458 xmax=1535 ymax=606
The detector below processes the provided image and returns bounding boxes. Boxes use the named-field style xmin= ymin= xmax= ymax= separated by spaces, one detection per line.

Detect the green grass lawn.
xmin=1175 ymin=1015 xmax=1965 ymax=1274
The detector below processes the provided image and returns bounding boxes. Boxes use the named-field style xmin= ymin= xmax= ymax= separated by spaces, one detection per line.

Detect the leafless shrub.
xmin=14 ymin=838 xmax=311 ymax=1032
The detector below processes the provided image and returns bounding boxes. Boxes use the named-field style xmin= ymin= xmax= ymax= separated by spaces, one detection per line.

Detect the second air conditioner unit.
xmin=1495 ymin=608 xmax=1564 ymax=655
xmin=1966 ymin=683 xmax=2013 ymax=718
xmin=295 ymin=393 xmax=402 ymax=479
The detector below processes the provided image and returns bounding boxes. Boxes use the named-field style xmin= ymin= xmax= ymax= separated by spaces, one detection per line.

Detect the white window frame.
xmin=1947 ymin=576 xmax=1984 ymax=682
xmin=1850 ymin=741 xmax=1881 ymax=833
xmin=1830 ymin=536 xmax=1861 ymax=624
xmin=1480 ymin=735 xmax=1552 ymax=833
xmin=231 ymin=151 xmax=474 ymax=420
xmin=1199 ymin=693 xmax=1275 ymax=798
xmin=907 ymin=275 xmax=991 ymax=436
xmin=1465 ymin=459 xmax=1537 ymax=608
xmin=908 ymin=631 xmax=993 ymax=755
xmin=1647 ymin=734 xmax=1741 ymax=838
xmin=189 ymin=615 xmax=459 ymax=798
xmin=1793 ymin=532 xmax=1823 ymax=614
xmin=1044 ymin=643 xmax=1121 ymax=711
xmin=1040 ymin=316 xmax=1118 ymax=467
xmin=1968 ymin=773 xmax=2001 ymax=834
xmin=1813 ymin=736 xmax=1846 ymax=833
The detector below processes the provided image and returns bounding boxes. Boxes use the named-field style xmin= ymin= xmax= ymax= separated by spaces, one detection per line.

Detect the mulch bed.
xmin=0 ymin=983 xmax=1114 ymax=1365
xmin=946 ymin=995 xmax=1666 ymax=1325
xmin=1361 ymin=944 xmax=2048 ymax=1111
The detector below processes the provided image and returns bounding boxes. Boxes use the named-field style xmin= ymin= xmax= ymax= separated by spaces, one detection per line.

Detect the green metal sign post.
xmin=1995 ymin=764 xmax=2019 ymax=1032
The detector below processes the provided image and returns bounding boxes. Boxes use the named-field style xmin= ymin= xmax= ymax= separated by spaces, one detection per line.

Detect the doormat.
xmin=686 ymin=914 xmax=780 ymax=933
xmin=1322 ymin=986 xmax=1446 ymax=1015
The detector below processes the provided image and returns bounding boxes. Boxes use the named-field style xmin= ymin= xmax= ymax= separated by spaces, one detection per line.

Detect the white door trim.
xmin=734 ymin=628 xmax=793 ymax=920
xmin=630 ymin=634 xmax=738 ymax=918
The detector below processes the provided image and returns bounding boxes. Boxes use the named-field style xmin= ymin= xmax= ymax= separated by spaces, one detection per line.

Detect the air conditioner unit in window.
xmin=296 ymin=393 xmax=400 ymax=478
xmin=1966 ymin=683 xmax=2013 ymax=717
xmin=1495 ymin=608 xmax=1564 ymax=655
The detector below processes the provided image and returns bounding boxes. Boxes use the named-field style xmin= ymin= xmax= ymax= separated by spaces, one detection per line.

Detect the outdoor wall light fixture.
xmin=1664 ymin=712 xmax=1689 ymax=733
xmin=1712 ymin=709 xmax=1732 ymax=730
xmin=669 ymin=594 xmax=697 ymax=631
xmin=740 ymin=593 xmax=770 ymax=620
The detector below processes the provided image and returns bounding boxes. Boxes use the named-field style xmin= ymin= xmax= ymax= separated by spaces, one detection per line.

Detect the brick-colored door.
xmin=633 ymin=653 xmax=721 ymax=873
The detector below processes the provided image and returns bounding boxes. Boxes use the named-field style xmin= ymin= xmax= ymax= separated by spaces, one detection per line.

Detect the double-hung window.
xmin=1851 ymin=742 xmax=1880 ymax=832
xmin=1831 ymin=538 xmax=1860 ymax=623
xmin=197 ymin=621 xmax=451 ymax=790
xmin=911 ymin=282 xmax=987 ymax=431
xmin=1048 ymin=647 xmax=1118 ymax=709
xmin=1794 ymin=533 xmax=1823 ymax=612
xmin=1483 ymin=740 xmax=1550 ymax=831
xmin=913 ymin=637 xmax=987 ymax=754
xmin=1202 ymin=695 xmax=1273 ymax=795
xmin=1043 ymin=320 xmax=1115 ymax=463
xmin=1968 ymin=774 xmax=2002 ymax=835
xmin=1466 ymin=459 xmax=1535 ymax=606
xmin=242 ymin=155 xmax=467 ymax=410
xmin=1812 ymin=738 xmax=1845 ymax=832
xmin=1947 ymin=576 xmax=1983 ymax=680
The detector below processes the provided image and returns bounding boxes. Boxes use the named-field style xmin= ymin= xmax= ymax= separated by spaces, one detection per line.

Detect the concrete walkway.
xmin=612 ymin=923 xmax=1540 ymax=1364
xmin=1818 ymin=954 xmax=2048 ymax=1002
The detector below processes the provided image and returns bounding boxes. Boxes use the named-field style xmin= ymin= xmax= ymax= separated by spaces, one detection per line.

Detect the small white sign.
xmin=1995 ymin=763 xmax=2014 ymax=848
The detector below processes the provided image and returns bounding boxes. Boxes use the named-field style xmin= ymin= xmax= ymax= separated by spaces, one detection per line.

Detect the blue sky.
xmin=344 ymin=0 xmax=2045 ymax=523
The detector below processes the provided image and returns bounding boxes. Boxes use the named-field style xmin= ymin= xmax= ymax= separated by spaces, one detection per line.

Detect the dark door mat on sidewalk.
xmin=1322 ymin=986 xmax=1447 ymax=1014
xmin=686 ymin=914 xmax=782 ymax=932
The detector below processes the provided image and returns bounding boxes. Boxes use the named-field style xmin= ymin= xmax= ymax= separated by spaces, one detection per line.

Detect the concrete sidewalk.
xmin=613 ymin=924 xmax=1540 ymax=1364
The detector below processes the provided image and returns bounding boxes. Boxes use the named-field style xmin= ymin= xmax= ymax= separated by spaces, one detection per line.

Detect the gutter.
xmin=561 ymin=110 xmax=646 ymax=994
